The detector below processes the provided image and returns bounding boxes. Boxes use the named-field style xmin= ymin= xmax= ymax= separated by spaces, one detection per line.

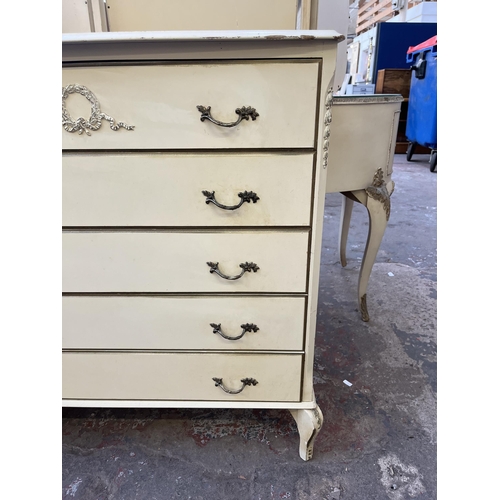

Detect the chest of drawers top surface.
xmin=62 ymin=30 xmax=344 ymax=45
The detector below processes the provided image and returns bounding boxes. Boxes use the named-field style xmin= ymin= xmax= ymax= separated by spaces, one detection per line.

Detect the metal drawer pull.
xmin=197 ymin=105 xmax=259 ymax=127
xmin=202 ymin=190 xmax=260 ymax=211
xmin=212 ymin=377 xmax=258 ymax=394
xmin=210 ymin=322 xmax=259 ymax=341
xmin=207 ymin=261 xmax=259 ymax=280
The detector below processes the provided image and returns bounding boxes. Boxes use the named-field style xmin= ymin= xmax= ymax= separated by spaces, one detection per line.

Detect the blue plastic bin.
xmin=405 ymin=36 xmax=437 ymax=171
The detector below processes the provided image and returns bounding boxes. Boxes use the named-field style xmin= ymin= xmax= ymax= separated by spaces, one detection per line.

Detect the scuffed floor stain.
xmin=293 ymin=475 xmax=343 ymax=500
xmin=63 ymin=477 xmax=82 ymax=497
xmin=377 ymin=453 xmax=426 ymax=499
xmin=63 ymin=409 xmax=160 ymax=440
xmin=186 ymin=410 xmax=297 ymax=451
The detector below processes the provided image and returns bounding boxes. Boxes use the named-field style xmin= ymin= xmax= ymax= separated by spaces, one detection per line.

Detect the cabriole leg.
xmin=339 ymin=194 xmax=354 ymax=268
xmin=289 ymin=405 xmax=324 ymax=461
xmin=348 ymin=171 xmax=394 ymax=322
xmin=358 ymin=190 xmax=391 ymax=322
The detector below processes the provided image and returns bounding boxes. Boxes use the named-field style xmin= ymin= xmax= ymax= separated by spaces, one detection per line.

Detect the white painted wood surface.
xmin=62 ymin=352 xmax=302 ymax=401
xmin=62 ymin=32 xmax=342 ymax=460
xmin=325 ymin=95 xmax=402 ymax=193
xmin=63 ymin=296 xmax=305 ymax=350
xmin=290 ymin=405 xmax=323 ymax=461
xmin=62 ymin=62 xmax=319 ymax=150
xmin=105 ymin=0 xmax=299 ymax=31
xmin=62 ymin=153 xmax=314 ymax=227
xmin=62 ymin=231 xmax=309 ymax=293
xmin=62 ymin=400 xmax=316 ymax=409
xmin=62 ymin=30 xmax=344 ymax=44
xmin=62 ymin=0 xmax=92 ymax=33
xmin=339 ymin=181 xmax=394 ymax=322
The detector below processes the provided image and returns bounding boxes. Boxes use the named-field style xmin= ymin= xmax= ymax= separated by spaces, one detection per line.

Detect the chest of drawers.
xmin=62 ymin=30 xmax=343 ymax=461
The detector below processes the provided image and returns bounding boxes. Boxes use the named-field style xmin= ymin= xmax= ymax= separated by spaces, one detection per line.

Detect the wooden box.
xmin=375 ymin=68 xmax=428 ymax=154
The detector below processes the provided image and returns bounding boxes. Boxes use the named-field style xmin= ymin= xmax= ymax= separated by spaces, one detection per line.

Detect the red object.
xmin=407 ymin=35 xmax=437 ymax=54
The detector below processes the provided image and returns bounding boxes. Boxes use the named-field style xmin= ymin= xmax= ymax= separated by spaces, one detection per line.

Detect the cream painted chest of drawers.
xmin=62 ymin=30 xmax=343 ymax=461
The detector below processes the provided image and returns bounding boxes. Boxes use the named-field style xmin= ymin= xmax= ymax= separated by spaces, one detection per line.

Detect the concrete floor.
xmin=62 ymin=154 xmax=437 ymax=500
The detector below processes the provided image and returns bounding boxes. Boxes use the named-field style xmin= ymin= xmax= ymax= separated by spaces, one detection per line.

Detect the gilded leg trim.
xmin=365 ymin=168 xmax=392 ymax=221
xmin=360 ymin=294 xmax=369 ymax=322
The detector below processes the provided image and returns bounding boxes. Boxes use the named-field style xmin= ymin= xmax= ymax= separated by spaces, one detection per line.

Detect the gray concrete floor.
xmin=62 ymin=154 xmax=437 ymax=500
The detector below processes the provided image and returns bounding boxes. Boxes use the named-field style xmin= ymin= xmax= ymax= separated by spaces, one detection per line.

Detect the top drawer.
xmin=62 ymin=61 xmax=320 ymax=150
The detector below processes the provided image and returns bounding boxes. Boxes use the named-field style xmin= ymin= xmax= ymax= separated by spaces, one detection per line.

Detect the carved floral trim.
xmin=62 ymin=84 xmax=135 ymax=136
xmin=322 ymin=87 xmax=335 ymax=169
xmin=365 ymin=168 xmax=393 ymax=221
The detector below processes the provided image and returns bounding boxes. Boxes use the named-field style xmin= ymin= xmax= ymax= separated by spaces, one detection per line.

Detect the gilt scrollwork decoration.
xmin=365 ymin=168 xmax=393 ymax=221
xmin=62 ymin=84 xmax=135 ymax=136
xmin=359 ymin=294 xmax=369 ymax=322
xmin=322 ymin=87 xmax=335 ymax=169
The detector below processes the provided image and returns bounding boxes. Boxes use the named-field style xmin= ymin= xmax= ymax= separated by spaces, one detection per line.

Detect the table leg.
xmin=357 ymin=193 xmax=389 ymax=322
xmin=339 ymin=195 xmax=354 ymax=268
xmin=340 ymin=172 xmax=394 ymax=322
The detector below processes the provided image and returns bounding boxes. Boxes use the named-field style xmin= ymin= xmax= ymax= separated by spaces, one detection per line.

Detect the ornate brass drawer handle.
xmin=202 ymin=190 xmax=260 ymax=211
xmin=212 ymin=377 xmax=258 ymax=394
xmin=197 ymin=105 xmax=259 ymax=127
xmin=210 ymin=322 xmax=259 ymax=341
xmin=207 ymin=261 xmax=259 ymax=280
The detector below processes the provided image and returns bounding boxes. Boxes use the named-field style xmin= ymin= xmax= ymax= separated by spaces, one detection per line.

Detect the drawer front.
xmin=62 ymin=296 xmax=305 ymax=350
xmin=62 ymin=352 xmax=302 ymax=402
xmin=62 ymin=153 xmax=313 ymax=227
xmin=62 ymin=231 xmax=309 ymax=293
xmin=62 ymin=61 xmax=319 ymax=150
